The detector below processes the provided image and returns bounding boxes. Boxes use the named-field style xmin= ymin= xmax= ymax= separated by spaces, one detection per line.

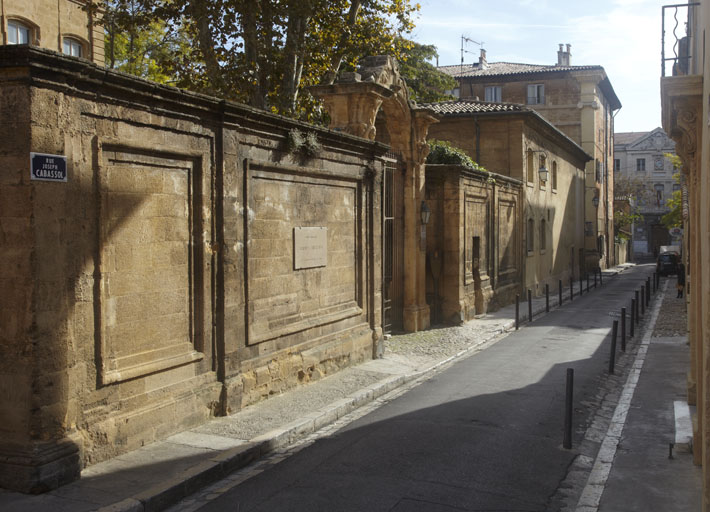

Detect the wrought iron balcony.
xmin=662 ymin=3 xmax=700 ymax=77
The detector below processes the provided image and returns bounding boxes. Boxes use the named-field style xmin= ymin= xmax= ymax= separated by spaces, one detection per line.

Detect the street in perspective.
xmin=153 ymin=264 xmax=698 ymax=512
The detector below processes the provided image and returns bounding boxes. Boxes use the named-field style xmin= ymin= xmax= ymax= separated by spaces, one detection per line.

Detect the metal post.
xmin=528 ymin=289 xmax=533 ymax=322
xmin=656 ymin=271 xmax=660 ymax=290
xmin=621 ymin=307 xmax=626 ymax=352
xmin=594 ymin=270 xmax=597 ymax=288
xmin=515 ymin=294 xmax=520 ymax=330
xmin=580 ymin=275 xmax=583 ymax=296
xmin=635 ymin=290 xmax=640 ymax=322
xmin=641 ymin=286 xmax=645 ymax=315
xmin=564 ymin=368 xmax=574 ymax=449
xmin=630 ymin=299 xmax=635 ymax=337
xmin=546 ymin=284 xmax=550 ymax=312
xmin=559 ymin=279 xmax=563 ymax=306
xmin=646 ymin=278 xmax=651 ymax=305
xmin=586 ymin=273 xmax=590 ymax=293
xmin=570 ymin=277 xmax=574 ymax=301
xmin=609 ymin=320 xmax=618 ymax=374
xmin=599 ymin=268 xmax=603 ymax=286
xmin=652 ymin=273 xmax=656 ymax=293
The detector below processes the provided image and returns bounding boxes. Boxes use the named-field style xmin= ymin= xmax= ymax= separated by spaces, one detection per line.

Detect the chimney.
xmin=557 ymin=43 xmax=571 ymax=66
xmin=479 ymin=48 xmax=488 ymax=69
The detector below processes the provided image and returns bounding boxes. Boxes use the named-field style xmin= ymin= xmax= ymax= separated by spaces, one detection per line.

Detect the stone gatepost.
xmin=312 ymin=56 xmax=439 ymax=332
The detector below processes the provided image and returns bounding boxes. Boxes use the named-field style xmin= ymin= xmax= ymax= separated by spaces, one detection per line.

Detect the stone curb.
xmin=96 ymin=269 xmax=624 ymax=512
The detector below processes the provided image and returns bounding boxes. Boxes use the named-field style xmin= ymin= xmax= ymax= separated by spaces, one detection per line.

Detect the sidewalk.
xmin=0 ymin=264 xmax=667 ymax=512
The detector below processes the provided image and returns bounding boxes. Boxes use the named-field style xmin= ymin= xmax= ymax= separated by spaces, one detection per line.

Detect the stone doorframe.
xmin=312 ymin=56 xmax=439 ymax=332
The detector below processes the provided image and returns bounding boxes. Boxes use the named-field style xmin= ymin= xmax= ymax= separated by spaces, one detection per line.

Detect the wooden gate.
xmin=383 ymin=152 xmax=404 ymax=334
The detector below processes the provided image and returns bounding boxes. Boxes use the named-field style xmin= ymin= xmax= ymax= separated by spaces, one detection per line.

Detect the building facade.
xmin=613 ymin=128 xmax=679 ymax=258
xmin=1 ymin=0 xmax=104 ymax=64
xmin=660 ymin=1 xmax=710 ymax=509
xmin=424 ymin=100 xmax=589 ymax=304
xmin=439 ymin=45 xmax=621 ymax=271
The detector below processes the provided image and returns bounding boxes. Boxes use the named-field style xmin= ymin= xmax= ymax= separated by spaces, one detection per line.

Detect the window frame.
xmin=539 ymin=218 xmax=547 ymax=254
xmin=526 ymin=149 xmax=535 ymax=184
xmin=636 ymin=158 xmax=646 ymax=172
xmin=484 ymin=85 xmax=502 ymax=102
xmin=551 ymin=161 xmax=558 ymax=191
xmin=526 ymin=218 xmax=535 ymax=255
xmin=62 ymin=36 xmax=85 ymax=58
xmin=526 ymin=84 xmax=545 ymax=105
xmin=7 ymin=19 xmax=32 ymax=45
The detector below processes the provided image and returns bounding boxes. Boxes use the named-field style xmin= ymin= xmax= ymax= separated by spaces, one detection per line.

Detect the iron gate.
xmin=383 ymin=152 xmax=404 ymax=334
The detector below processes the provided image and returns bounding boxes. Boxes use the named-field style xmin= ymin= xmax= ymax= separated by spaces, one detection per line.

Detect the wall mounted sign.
xmin=294 ymin=227 xmax=327 ymax=269
xmin=30 ymin=153 xmax=67 ymax=182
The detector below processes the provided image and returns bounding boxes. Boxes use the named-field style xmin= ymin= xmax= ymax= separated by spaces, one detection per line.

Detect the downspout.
xmin=474 ymin=115 xmax=481 ymax=163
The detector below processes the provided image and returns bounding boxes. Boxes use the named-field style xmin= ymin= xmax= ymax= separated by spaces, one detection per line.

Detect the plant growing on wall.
xmin=426 ymin=140 xmax=491 ymax=179
xmin=288 ymin=128 xmax=322 ymax=158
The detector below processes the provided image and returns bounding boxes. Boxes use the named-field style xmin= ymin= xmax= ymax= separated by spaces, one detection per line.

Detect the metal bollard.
xmin=546 ymin=283 xmax=550 ymax=313
xmin=656 ymin=272 xmax=660 ymax=289
xmin=630 ymin=299 xmax=635 ymax=337
xmin=641 ymin=286 xmax=645 ymax=315
xmin=559 ymin=279 xmax=563 ymax=306
xmin=599 ymin=268 xmax=603 ymax=286
xmin=515 ymin=294 xmax=520 ymax=330
xmin=646 ymin=278 xmax=651 ymax=305
xmin=570 ymin=277 xmax=574 ymax=301
xmin=580 ymin=275 xmax=583 ymax=296
xmin=586 ymin=273 xmax=590 ymax=293
xmin=635 ymin=290 xmax=640 ymax=322
xmin=594 ymin=270 xmax=598 ymax=288
xmin=528 ymin=289 xmax=533 ymax=322
xmin=652 ymin=273 xmax=656 ymax=293
xmin=621 ymin=307 xmax=626 ymax=352
xmin=609 ymin=320 xmax=618 ymax=374
xmin=564 ymin=368 xmax=574 ymax=449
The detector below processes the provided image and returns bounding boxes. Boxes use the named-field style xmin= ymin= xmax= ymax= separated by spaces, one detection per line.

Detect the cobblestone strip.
xmin=573 ymin=280 xmax=666 ymax=512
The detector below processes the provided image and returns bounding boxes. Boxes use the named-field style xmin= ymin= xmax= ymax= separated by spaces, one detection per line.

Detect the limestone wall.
xmin=0 ymin=46 xmax=384 ymax=492
xmin=425 ymin=165 xmax=523 ymax=323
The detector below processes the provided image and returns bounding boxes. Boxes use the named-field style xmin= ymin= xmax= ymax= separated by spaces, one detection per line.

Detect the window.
xmin=540 ymin=219 xmax=546 ymax=252
xmin=62 ymin=37 xmax=83 ymax=57
xmin=673 ymin=183 xmax=681 ymax=192
xmin=527 ymin=218 xmax=534 ymax=254
xmin=654 ymin=183 xmax=665 ymax=206
xmin=484 ymin=86 xmax=501 ymax=102
xmin=526 ymin=149 xmax=534 ymax=183
xmin=595 ymin=160 xmax=601 ymax=182
xmin=7 ymin=20 xmax=31 ymax=45
xmin=552 ymin=161 xmax=558 ymax=190
xmin=614 ymin=159 xmax=620 ymax=172
xmin=636 ymin=158 xmax=646 ymax=172
xmin=445 ymin=87 xmax=460 ymax=99
xmin=527 ymin=84 xmax=544 ymax=105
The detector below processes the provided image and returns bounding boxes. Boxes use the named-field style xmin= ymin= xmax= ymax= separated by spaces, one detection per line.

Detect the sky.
xmin=410 ymin=0 xmax=671 ymax=133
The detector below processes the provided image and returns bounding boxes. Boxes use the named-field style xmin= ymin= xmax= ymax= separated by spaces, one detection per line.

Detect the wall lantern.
xmin=538 ymin=163 xmax=549 ymax=182
xmin=592 ymin=195 xmax=600 ymax=208
xmin=421 ymin=200 xmax=431 ymax=225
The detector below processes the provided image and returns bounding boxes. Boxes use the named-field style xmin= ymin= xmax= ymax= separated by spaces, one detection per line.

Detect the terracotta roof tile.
xmin=421 ymin=99 xmax=526 ymax=114
xmin=438 ymin=61 xmax=604 ymax=78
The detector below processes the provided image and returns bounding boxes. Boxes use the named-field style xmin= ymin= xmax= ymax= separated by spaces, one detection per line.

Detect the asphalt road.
xmin=193 ymin=267 xmax=652 ymax=512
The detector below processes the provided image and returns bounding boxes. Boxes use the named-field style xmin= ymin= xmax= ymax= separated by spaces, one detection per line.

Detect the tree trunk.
xmin=280 ymin=3 xmax=311 ymax=113
xmin=322 ymin=0 xmax=362 ymax=85
xmin=190 ymin=0 xmax=227 ymax=95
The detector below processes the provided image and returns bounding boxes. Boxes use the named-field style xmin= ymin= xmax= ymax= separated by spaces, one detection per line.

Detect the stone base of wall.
xmin=224 ymin=324 xmax=375 ymax=413
xmin=0 ymin=434 xmax=81 ymax=494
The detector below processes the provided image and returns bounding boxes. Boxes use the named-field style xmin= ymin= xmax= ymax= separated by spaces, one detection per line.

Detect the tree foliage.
xmin=426 ymin=140 xmax=487 ymax=171
xmin=396 ymin=40 xmax=456 ymax=103
xmin=91 ymin=0 xmax=421 ymax=121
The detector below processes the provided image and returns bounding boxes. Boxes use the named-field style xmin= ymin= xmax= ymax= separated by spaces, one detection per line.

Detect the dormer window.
xmin=62 ymin=37 xmax=83 ymax=57
xmin=7 ymin=20 xmax=31 ymax=45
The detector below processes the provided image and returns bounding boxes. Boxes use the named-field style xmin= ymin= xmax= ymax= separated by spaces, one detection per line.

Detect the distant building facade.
xmin=1 ymin=0 xmax=104 ymax=64
xmin=439 ymin=45 xmax=621 ymax=271
xmin=613 ymin=128 xmax=679 ymax=258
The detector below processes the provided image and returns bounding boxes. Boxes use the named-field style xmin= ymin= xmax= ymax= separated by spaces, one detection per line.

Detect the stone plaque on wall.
xmin=294 ymin=227 xmax=327 ymax=269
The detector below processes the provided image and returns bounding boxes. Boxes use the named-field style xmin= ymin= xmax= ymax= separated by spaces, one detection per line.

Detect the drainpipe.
xmin=474 ymin=115 xmax=481 ymax=163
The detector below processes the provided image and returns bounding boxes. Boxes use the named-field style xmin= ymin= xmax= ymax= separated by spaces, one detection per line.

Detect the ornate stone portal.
xmin=312 ymin=56 xmax=439 ymax=332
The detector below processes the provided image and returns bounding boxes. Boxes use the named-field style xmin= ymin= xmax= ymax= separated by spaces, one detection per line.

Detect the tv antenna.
xmin=460 ymin=36 xmax=484 ymax=94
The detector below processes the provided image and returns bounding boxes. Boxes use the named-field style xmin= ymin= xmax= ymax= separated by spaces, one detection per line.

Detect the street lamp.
xmin=421 ymin=200 xmax=431 ymax=225
xmin=538 ymin=163 xmax=549 ymax=183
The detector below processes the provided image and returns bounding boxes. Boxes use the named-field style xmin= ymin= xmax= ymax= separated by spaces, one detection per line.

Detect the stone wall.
xmin=0 ymin=46 xmax=385 ymax=492
xmin=425 ymin=165 xmax=523 ymax=323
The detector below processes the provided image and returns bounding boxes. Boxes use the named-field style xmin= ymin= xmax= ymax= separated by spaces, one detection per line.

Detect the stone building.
xmin=660 ymin=1 xmax=710 ymax=508
xmin=613 ymin=128 xmax=679 ymax=258
xmin=439 ymin=45 xmax=621 ymax=271
xmin=1 ymin=0 xmax=104 ymax=64
xmin=424 ymin=100 xmax=589 ymax=311
xmin=0 ymin=46 xmax=388 ymax=493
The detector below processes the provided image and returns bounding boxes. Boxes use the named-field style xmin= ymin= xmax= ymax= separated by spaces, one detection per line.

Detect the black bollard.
xmin=559 ymin=279 xmax=563 ymax=306
xmin=621 ymin=307 xmax=626 ymax=352
xmin=570 ymin=277 xmax=574 ymax=301
xmin=646 ymin=278 xmax=651 ymax=305
xmin=652 ymin=273 xmax=656 ymax=293
xmin=656 ymin=272 xmax=660 ymax=289
xmin=641 ymin=286 xmax=645 ymax=316
xmin=586 ymin=273 xmax=590 ymax=293
xmin=546 ymin=283 xmax=550 ymax=312
xmin=515 ymin=294 xmax=520 ymax=330
xmin=580 ymin=275 xmax=583 ymax=296
xmin=528 ymin=289 xmax=533 ymax=322
xmin=564 ymin=368 xmax=574 ymax=449
xmin=609 ymin=320 xmax=618 ymax=374
xmin=599 ymin=268 xmax=603 ymax=286
xmin=630 ymin=299 xmax=635 ymax=338
xmin=635 ymin=290 xmax=640 ymax=322
xmin=594 ymin=270 xmax=598 ymax=288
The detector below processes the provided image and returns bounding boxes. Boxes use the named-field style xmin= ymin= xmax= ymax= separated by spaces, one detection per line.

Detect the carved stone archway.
xmin=312 ymin=56 xmax=439 ymax=332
